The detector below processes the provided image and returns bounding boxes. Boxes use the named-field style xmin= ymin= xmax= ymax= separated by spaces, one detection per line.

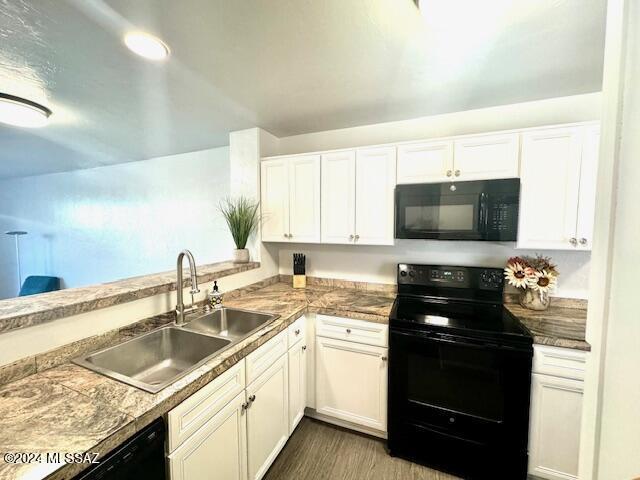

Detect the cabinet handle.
xmin=381 ymin=356 xmax=388 ymax=361
xmin=283 ymin=233 xmax=288 ymax=238
xmin=349 ymin=234 xmax=354 ymax=240
xmin=302 ymin=345 xmax=307 ymax=351
xmin=295 ymin=329 xmax=300 ymax=335
xmin=446 ymin=170 xmax=452 ymax=177
xmin=569 ymin=237 xmax=578 ymax=246
xmin=241 ymin=402 xmax=249 ymax=411
xmin=346 ymin=328 xmax=351 ymax=334
xmin=580 ymin=238 xmax=588 ymax=246
xmin=248 ymin=395 xmax=256 ymax=403
xmin=454 ymin=170 xmax=461 ymax=177
xmin=354 ymin=234 xmax=360 ymax=241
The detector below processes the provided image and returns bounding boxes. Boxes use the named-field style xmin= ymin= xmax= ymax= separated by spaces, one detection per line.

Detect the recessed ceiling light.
xmin=0 ymin=93 xmax=52 ymax=128
xmin=124 ymin=32 xmax=170 ymax=61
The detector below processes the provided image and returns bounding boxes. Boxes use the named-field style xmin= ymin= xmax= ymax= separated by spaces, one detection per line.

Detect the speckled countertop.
xmin=0 ymin=282 xmax=587 ymax=480
xmin=506 ymin=303 xmax=590 ymax=351
xmin=0 ymin=282 xmax=394 ymax=480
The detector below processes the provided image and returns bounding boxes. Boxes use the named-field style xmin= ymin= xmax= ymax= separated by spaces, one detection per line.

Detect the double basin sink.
xmin=74 ymin=308 xmax=279 ymax=393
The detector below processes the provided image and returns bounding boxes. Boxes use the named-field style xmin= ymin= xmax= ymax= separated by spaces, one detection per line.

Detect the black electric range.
xmin=387 ymin=263 xmax=533 ymax=480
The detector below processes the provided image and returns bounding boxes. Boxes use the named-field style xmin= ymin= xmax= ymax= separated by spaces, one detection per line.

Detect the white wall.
xmin=276 ymin=93 xmax=601 ymax=155
xmin=278 ymin=242 xmax=591 ymax=299
xmin=0 ymin=147 xmax=234 ymax=299
xmin=273 ymin=94 xmax=600 ymax=299
xmin=591 ymin=2 xmax=640 ymax=477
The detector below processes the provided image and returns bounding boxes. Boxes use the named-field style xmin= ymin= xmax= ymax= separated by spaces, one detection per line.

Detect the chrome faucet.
xmin=175 ymin=250 xmax=200 ymax=326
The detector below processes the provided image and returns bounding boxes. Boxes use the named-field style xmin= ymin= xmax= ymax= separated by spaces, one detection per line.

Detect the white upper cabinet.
xmin=321 ymin=147 xmax=396 ymax=246
xmin=576 ymin=125 xmax=600 ymax=250
xmin=396 ymin=140 xmax=453 ymax=184
xmin=518 ymin=126 xmax=599 ymax=250
xmin=321 ymin=151 xmax=356 ymax=244
xmin=355 ymin=146 xmax=396 ymax=245
xmin=288 ymin=155 xmax=321 ymax=242
xmin=260 ymin=159 xmax=289 ymax=242
xmin=261 ymin=155 xmax=320 ymax=243
xmin=453 ymin=133 xmax=520 ymax=181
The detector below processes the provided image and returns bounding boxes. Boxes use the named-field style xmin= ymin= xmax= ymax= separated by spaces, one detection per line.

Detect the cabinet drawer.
xmin=246 ymin=329 xmax=288 ymax=385
xmin=316 ymin=315 xmax=388 ymax=347
xmin=167 ymin=360 xmax=245 ymax=453
xmin=288 ymin=316 xmax=306 ymax=348
xmin=533 ymin=345 xmax=587 ymax=381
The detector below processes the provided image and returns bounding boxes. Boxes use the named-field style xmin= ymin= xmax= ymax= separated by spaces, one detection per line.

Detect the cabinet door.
xmin=396 ymin=141 xmax=453 ymax=184
xmin=246 ymin=353 xmax=289 ymax=480
xmin=321 ymin=151 xmax=356 ymax=244
xmin=288 ymin=155 xmax=321 ymax=243
xmin=355 ymin=146 xmax=396 ymax=245
xmin=261 ymin=159 xmax=290 ymax=242
xmin=453 ymin=133 xmax=520 ymax=181
xmin=168 ymin=391 xmax=247 ymax=480
xmin=288 ymin=342 xmax=307 ymax=434
xmin=315 ymin=336 xmax=387 ymax=431
xmin=528 ymin=373 xmax=584 ymax=480
xmin=575 ymin=125 xmax=600 ymax=250
xmin=517 ymin=128 xmax=583 ymax=250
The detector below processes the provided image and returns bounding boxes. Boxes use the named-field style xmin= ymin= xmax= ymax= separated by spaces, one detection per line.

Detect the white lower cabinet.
xmin=528 ymin=346 xmax=586 ymax=480
xmin=246 ymin=353 xmax=289 ymax=480
xmin=288 ymin=341 xmax=307 ymax=434
xmin=315 ymin=336 xmax=387 ymax=432
xmin=168 ymin=391 xmax=248 ymax=480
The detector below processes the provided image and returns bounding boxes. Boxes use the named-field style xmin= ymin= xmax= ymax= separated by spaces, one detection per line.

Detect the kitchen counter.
xmin=506 ymin=303 xmax=590 ymax=351
xmin=0 ymin=281 xmax=587 ymax=480
xmin=0 ymin=282 xmax=394 ymax=480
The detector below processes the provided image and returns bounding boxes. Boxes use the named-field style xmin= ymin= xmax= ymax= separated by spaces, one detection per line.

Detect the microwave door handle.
xmin=479 ymin=193 xmax=489 ymax=232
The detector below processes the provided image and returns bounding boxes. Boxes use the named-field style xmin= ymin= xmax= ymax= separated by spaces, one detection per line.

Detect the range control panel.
xmin=398 ymin=264 xmax=504 ymax=292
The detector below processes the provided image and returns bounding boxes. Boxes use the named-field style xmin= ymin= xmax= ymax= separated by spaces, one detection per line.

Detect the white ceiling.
xmin=0 ymin=0 xmax=606 ymax=179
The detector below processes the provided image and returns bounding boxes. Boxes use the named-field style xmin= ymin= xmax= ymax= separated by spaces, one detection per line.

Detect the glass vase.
xmin=519 ymin=289 xmax=550 ymax=311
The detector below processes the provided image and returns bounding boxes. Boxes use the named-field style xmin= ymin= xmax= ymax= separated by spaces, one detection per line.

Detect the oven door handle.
xmin=390 ymin=328 xmax=529 ymax=353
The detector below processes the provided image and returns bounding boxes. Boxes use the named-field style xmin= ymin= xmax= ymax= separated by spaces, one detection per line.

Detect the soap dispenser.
xmin=208 ymin=281 xmax=223 ymax=309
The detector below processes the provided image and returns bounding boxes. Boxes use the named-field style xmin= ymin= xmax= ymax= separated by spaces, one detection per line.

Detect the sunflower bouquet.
xmin=504 ymin=255 xmax=558 ymax=310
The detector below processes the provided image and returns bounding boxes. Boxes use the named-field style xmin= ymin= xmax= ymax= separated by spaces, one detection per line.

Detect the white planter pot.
xmin=233 ymin=248 xmax=250 ymax=263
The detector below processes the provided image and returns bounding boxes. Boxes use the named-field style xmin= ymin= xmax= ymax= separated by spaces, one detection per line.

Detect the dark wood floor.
xmin=264 ymin=418 xmax=460 ymax=480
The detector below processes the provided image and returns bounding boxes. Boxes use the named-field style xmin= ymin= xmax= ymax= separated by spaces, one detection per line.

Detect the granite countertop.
xmin=0 ymin=261 xmax=260 ymax=334
xmin=0 ymin=281 xmax=587 ymax=480
xmin=506 ymin=303 xmax=590 ymax=351
xmin=0 ymin=282 xmax=394 ymax=480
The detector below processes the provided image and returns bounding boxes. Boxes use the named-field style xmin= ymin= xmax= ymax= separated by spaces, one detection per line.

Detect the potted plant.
xmin=504 ymin=255 xmax=559 ymax=311
xmin=219 ymin=197 xmax=260 ymax=263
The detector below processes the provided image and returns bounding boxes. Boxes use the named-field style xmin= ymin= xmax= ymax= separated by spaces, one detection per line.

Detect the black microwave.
xmin=395 ymin=178 xmax=520 ymax=241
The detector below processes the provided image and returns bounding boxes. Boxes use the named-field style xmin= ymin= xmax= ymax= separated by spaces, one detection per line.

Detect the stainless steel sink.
xmin=74 ymin=327 xmax=232 ymax=393
xmin=181 ymin=307 xmax=279 ymax=340
xmin=74 ymin=307 xmax=279 ymax=393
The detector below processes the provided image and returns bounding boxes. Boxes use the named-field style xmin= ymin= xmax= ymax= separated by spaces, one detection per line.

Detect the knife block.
xmin=293 ymin=274 xmax=306 ymax=289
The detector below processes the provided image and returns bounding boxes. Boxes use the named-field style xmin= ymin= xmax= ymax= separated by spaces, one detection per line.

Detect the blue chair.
xmin=19 ymin=276 xmax=61 ymax=297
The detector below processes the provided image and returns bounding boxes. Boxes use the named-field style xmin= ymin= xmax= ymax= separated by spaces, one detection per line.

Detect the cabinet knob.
xmin=349 ymin=234 xmax=354 ymax=240
xmin=354 ymin=234 xmax=360 ymax=241
xmin=381 ymin=356 xmax=388 ymax=361
xmin=302 ymin=345 xmax=307 ymax=351
xmin=580 ymin=238 xmax=588 ymax=246
xmin=248 ymin=394 xmax=256 ymax=403
xmin=346 ymin=328 xmax=352 ymax=334
xmin=454 ymin=170 xmax=461 ymax=177
xmin=283 ymin=233 xmax=288 ymax=238
xmin=295 ymin=329 xmax=300 ymax=335
xmin=241 ymin=402 xmax=249 ymax=411
xmin=446 ymin=170 xmax=453 ymax=177
xmin=569 ymin=237 xmax=578 ymax=246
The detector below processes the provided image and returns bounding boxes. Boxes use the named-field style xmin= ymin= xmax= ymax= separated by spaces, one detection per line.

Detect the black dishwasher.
xmin=73 ymin=418 xmax=166 ymax=480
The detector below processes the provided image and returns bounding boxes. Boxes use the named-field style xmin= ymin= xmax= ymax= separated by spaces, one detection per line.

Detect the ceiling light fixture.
xmin=124 ymin=32 xmax=170 ymax=61
xmin=0 ymin=93 xmax=52 ymax=128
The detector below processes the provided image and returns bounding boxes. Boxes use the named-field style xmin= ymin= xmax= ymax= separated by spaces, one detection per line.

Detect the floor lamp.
xmin=5 ymin=231 xmax=27 ymax=295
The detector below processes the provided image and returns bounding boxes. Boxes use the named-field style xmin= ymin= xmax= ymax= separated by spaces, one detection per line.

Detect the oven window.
xmin=406 ymin=342 xmax=504 ymax=421
xmin=405 ymin=204 xmax=475 ymax=231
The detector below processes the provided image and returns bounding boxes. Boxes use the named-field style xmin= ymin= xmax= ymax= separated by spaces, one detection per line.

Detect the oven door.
xmin=388 ymin=328 xmax=532 ymax=449
xmin=395 ymin=184 xmax=488 ymax=240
